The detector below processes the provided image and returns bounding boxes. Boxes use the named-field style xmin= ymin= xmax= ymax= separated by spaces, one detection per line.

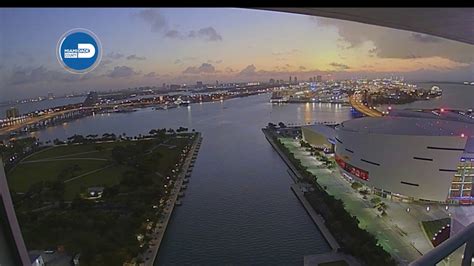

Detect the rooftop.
xmin=338 ymin=116 xmax=474 ymax=138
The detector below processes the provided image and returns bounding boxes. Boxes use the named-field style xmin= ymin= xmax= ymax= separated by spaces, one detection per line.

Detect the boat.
xmin=175 ymin=200 xmax=182 ymax=206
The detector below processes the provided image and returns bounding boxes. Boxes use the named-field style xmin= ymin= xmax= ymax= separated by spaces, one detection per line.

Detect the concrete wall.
xmin=334 ymin=128 xmax=468 ymax=202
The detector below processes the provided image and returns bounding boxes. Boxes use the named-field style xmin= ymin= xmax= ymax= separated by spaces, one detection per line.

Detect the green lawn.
xmin=422 ymin=218 xmax=451 ymax=238
xmin=24 ymin=141 xmax=150 ymax=161
xmin=63 ymin=164 xmax=130 ymax=199
xmin=7 ymin=137 xmax=190 ymax=200
xmin=7 ymin=160 xmax=109 ymax=193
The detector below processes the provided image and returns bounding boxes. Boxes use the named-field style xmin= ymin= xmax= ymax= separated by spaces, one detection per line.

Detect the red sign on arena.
xmin=335 ymin=155 xmax=369 ymax=181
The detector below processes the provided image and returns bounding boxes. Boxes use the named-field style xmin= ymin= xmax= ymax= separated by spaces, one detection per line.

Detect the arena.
xmin=302 ymin=109 xmax=474 ymax=204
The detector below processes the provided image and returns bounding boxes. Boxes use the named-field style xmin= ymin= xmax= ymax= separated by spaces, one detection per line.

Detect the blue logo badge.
xmin=57 ymin=29 xmax=102 ymax=73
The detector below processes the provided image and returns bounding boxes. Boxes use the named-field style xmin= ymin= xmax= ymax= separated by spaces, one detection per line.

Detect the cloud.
xmin=238 ymin=64 xmax=257 ymax=75
xmin=5 ymin=66 xmax=93 ymax=86
xmin=329 ymin=62 xmax=350 ymax=70
xmin=107 ymin=66 xmax=140 ymax=78
xmin=144 ymin=71 xmax=158 ymax=78
xmin=105 ymin=52 xmax=124 ymax=60
xmin=299 ymin=66 xmax=307 ymax=70
xmin=207 ymin=59 xmax=223 ymax=64
xmin=165 ymin=27 xmax=223 ymax=42
xmin=165 ymin=30 xmax=181 ymax=39
xmin=136 ymin=9 xmax=167 ymax=32
xmin=192 ymin=27 xmax=222 ymax=41
xmin=272 ymin=49 xmax=300 ymax=56
xmin=182 ymin=63 xmax=217 ymax=74
xmin=17 ymin=51 xmax=35 ymax=63
xmin=175 ymin=57 xmax=198 ymax=65
xmin=126 ymin=54 xmax=146 ymax=61
xmin=225 ymin=67 xmax=235 ymax=73
xmin=313 ymin=17 xmax=474 ymax=63
xmin=101 ymin=59 xmax=113 ymax=66
xmin=410 ymin=33 xmax=442 ymax=43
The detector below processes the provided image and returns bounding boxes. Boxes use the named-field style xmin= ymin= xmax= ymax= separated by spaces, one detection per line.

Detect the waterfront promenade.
xmin=290 ymin=183 xmax=340 ymax=251
xmin=142 ymin=133 xmax=202 ymax=266
xmin=279 ymin=137 xmax=437 ymax=265
xmin=262 ymin=128 xmax=340 ymax=252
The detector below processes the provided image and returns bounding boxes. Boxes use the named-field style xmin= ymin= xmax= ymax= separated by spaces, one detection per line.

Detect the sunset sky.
xmin=1 ymin=8 xmax=474 ymax=100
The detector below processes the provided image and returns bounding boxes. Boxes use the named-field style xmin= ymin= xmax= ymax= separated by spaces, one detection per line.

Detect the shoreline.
xmin=262 ymin=128 xmax=340 ymax=252
xmin=142 ymin=132 xmax=202 ymax=266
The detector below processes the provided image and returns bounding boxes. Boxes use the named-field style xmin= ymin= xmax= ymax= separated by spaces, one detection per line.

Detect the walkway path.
xmin=262 ymin=129 xmax=340 ymax=251
xmin=281 ymin=138 xmax=443 ymax=265
xmin=63 ymin=164 xmax=113 ymax=183
xmin=21 ymin=158 xmax=108 ymax=163
xmin=143 ymin=133 xmax=202 ymax=266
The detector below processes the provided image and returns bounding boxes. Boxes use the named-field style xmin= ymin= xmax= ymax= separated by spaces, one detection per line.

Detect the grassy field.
xmin=7 ymin=136 xmax=190 ymax=200
xmin=421 ymin=218 xmax=451 ymax=238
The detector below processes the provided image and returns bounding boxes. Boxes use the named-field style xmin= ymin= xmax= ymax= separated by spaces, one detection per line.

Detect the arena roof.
xmin=338 ymin=116 xmax=474 ymax=138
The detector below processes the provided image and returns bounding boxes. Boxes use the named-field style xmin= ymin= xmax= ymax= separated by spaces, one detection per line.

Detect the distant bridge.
xmin=0 ymin=101 xmax=150 ymax=137
xmin=348 ymin=94 xmax=383 ymax=117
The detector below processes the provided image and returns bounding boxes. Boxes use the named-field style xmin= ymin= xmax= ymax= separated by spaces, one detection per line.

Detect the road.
xmin=349 ymin=94 xmax=383 ymax=117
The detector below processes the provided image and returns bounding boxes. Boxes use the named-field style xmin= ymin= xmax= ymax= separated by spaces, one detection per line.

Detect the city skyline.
xmin=1 ymin=8 xmax=474 ymax=100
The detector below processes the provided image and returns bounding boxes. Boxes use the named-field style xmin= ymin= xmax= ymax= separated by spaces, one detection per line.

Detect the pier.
xmin=142 ymin=133 xmax=202 ymax=266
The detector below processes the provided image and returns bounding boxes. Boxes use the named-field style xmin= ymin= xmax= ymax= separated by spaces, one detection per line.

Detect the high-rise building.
xmin=197 ymin=81 xmax=203 ymax=88
xmin=6 ymin=107 xmax=19 ymax=119
xmin=269 ymin=78 xmax=275 ymax=84
xmin=309 ymin=77 xmax=313 ymax=82
xmin=317 ymin=75 xmax=322 ymax=82
xmin=216 ymin=80 xmax=219 ymax=86
xmin=289 ymin=76 xmax=292 ymax=84
xmin=47 ymin=92 xmax=54 ymax=100
xmin=294 ymin=77 xmax=298 ymax=83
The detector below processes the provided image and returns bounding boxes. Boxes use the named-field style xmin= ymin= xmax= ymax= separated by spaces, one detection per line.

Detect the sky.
xmin=1 ymin=8 xmax=474 ymax=100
